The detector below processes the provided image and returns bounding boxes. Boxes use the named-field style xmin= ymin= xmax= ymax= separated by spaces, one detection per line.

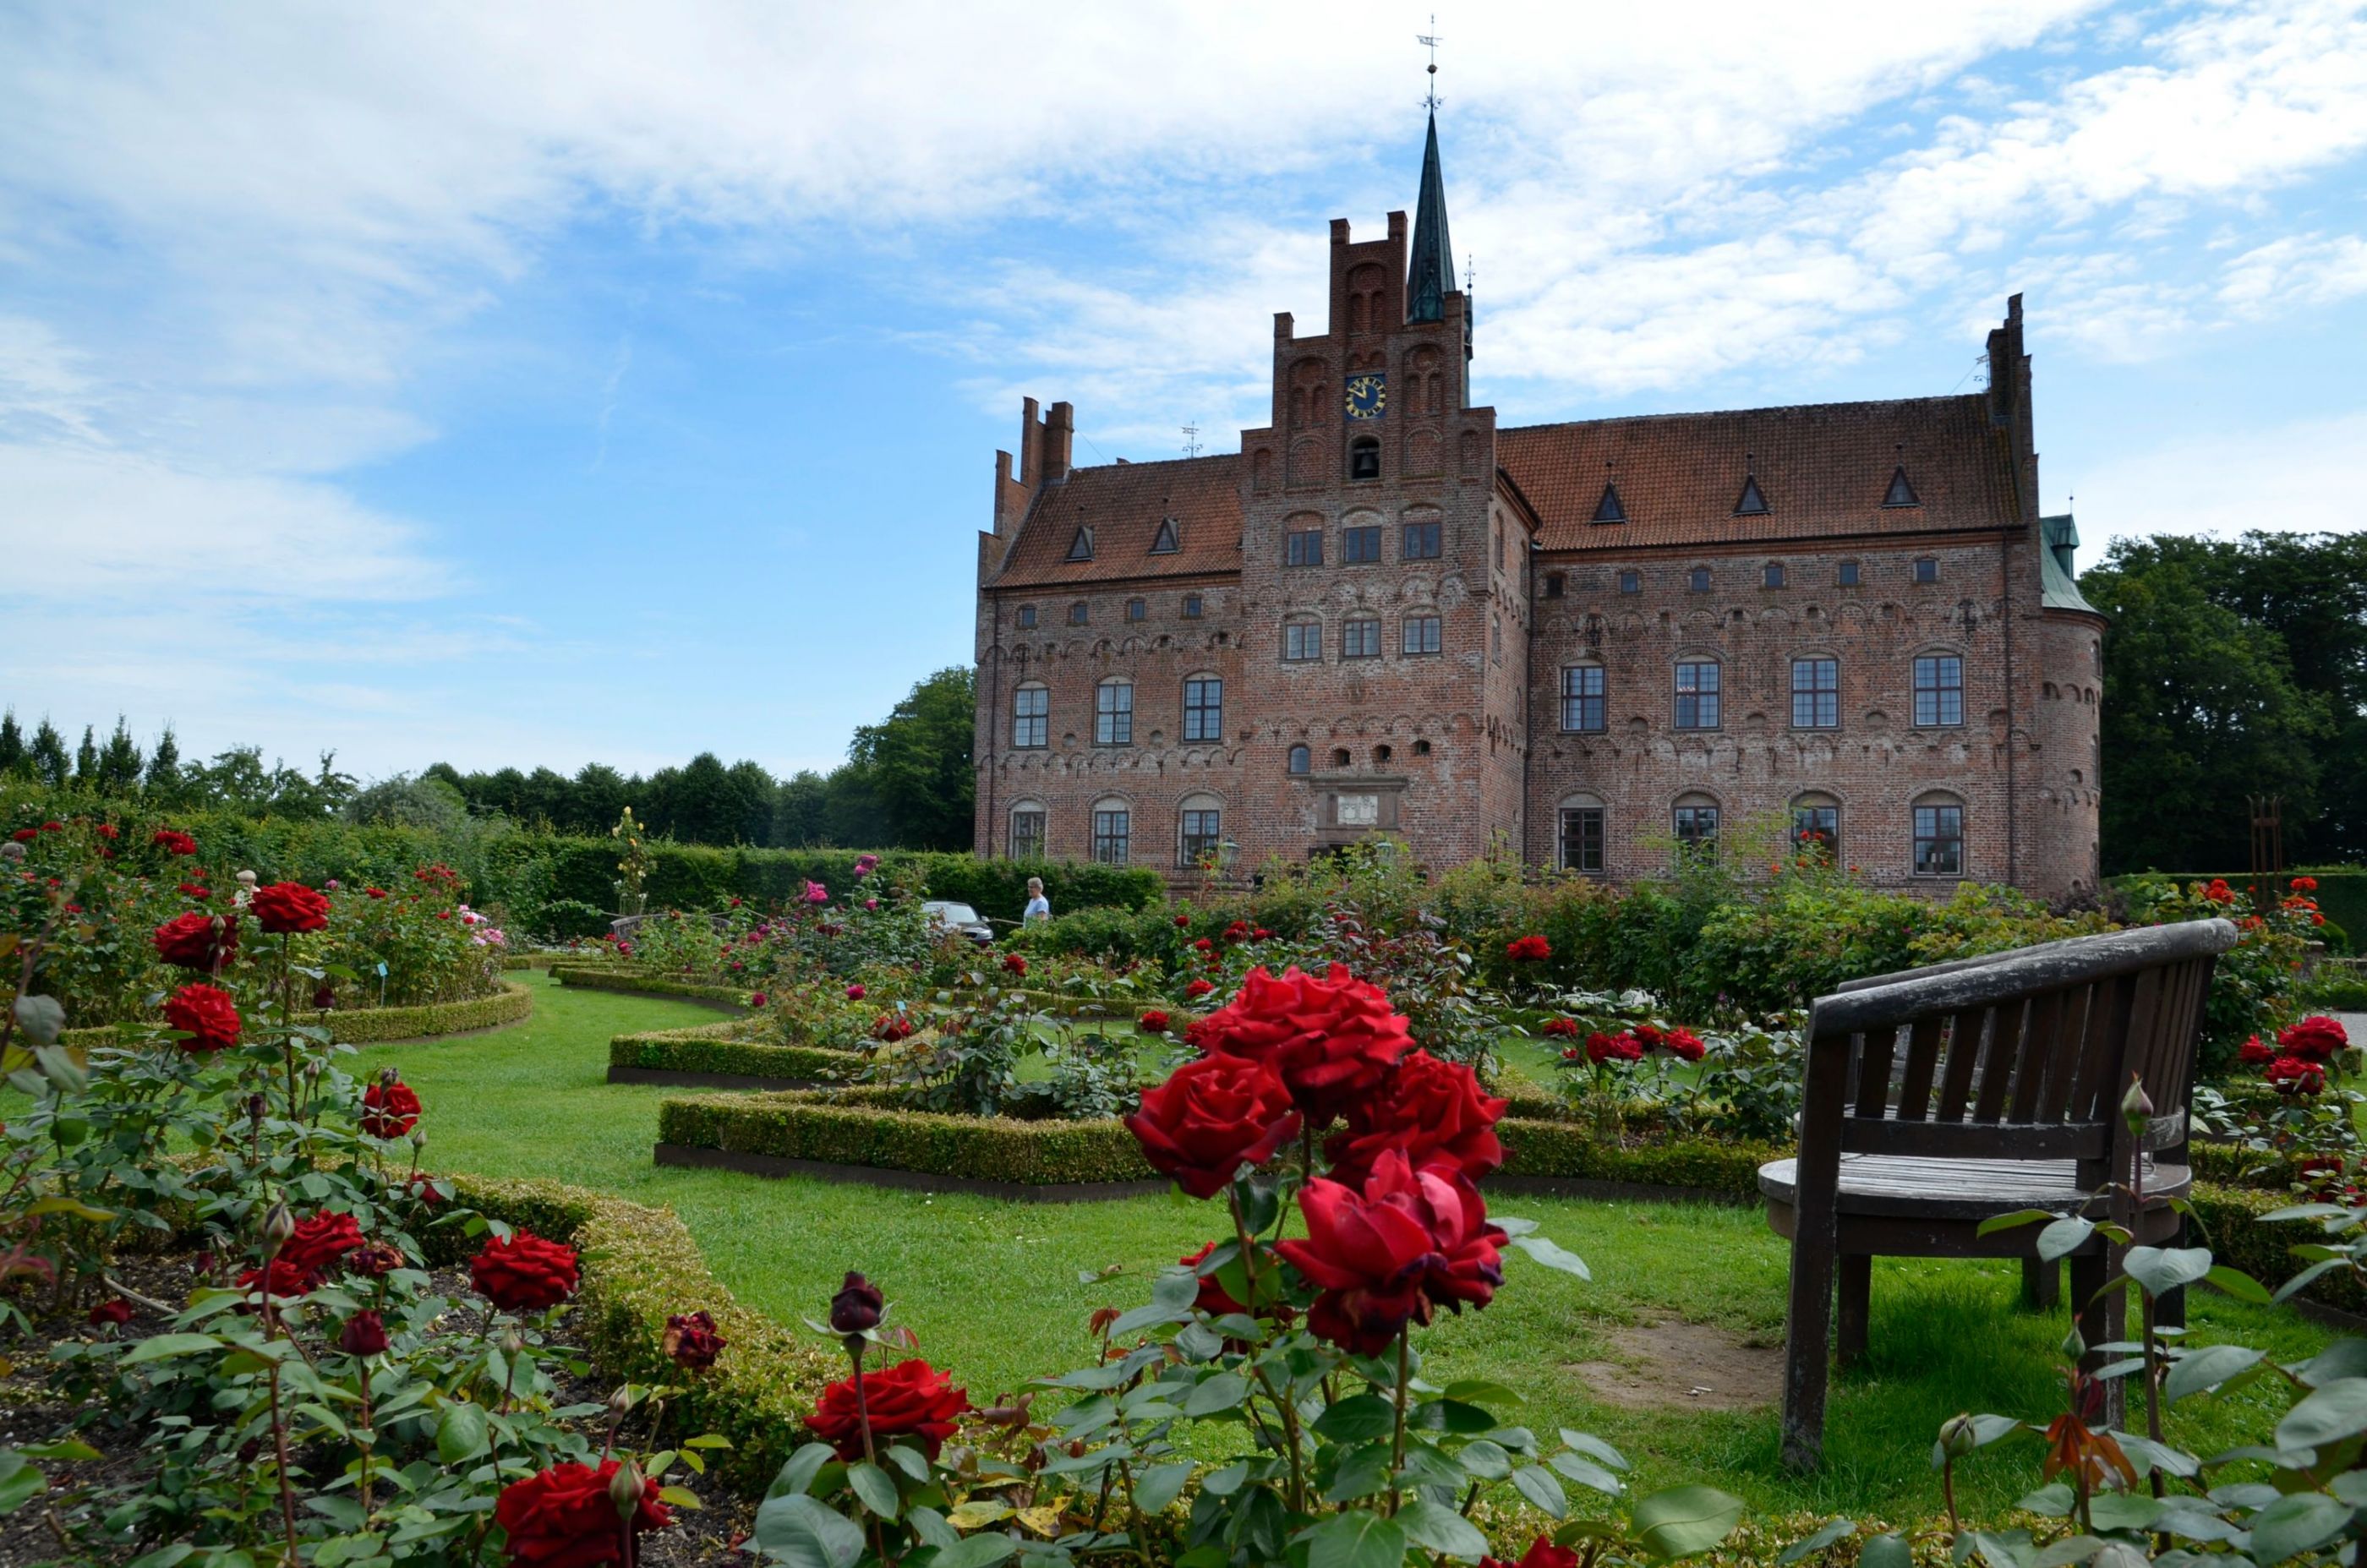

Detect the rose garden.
xmin=4 ymin=806 xmax=2367 ymax=1568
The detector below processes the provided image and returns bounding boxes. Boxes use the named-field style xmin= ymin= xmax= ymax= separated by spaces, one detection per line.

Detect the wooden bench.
xmin=1760 ymin=918 xmax=2239 ymax=1470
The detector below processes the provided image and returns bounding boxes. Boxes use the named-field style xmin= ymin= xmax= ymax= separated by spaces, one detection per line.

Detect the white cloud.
xmin=2219 ymin=232 xmax=2367 ymax=313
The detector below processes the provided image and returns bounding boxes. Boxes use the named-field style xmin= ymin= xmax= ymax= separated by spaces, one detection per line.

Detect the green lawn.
xmin=380 ymin=972 xmax=2338 ymax=1525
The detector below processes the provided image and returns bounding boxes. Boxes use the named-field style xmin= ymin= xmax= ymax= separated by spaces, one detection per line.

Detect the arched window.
xmin=1331 ymin=747 xmax=1352 ymax=768
xmin=1178 ymin=794 xmax=1223 ymax=869
xmin=1183 ymin=675 xmax=1222 ymax=742
xmin=1012 ymin=684 xmax=1048 ymax=749
xmin=1091 ymin=800 xmax=1131 ymax=865
xmin=1287 ymin=744 xmax=1311 ymax=776
xmin=1009 ymin=802 xmax=1047 ymax=860
xmin=1672 ymin=793 xmax=1720 ymax=863
xmin=1790 ymin=792 xmax=1840 ymax=865
xmin=1914 ymin=794 xmax=1965 ymax=877
xmin=1349 ymin=436 xmax=1380 ymax=482
xmin=1095 ymin=678 xmax=1134 ymax=746
xmin=1558 ymin=793 xmax=1607 ymax=874
xmin=1674 ymin=659 xmax=1721 ymax=729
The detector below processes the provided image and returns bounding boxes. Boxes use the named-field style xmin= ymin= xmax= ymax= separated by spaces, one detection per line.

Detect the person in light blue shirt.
xmin=1023 ymin=877 xmax=1051 ymax=926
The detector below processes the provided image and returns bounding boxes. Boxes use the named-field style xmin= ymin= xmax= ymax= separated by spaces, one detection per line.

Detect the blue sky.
xmin=3 ymin=1 xmax=2364 ymax=782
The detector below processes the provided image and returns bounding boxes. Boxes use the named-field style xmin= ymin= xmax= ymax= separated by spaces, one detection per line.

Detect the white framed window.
xmin=1095 ymin=680 xmax=1134 ymax=745
xmin=1012 ymin=684 xmax=1048 ymax=749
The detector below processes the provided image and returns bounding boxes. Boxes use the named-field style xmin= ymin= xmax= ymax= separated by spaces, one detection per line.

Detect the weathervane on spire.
xmin=1418 ymin=15 xmax=1442 ymax=112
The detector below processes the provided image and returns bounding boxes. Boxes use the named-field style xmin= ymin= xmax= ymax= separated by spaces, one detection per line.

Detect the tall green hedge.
xmin=2111 ymin=871 xmax=2363 ymax=952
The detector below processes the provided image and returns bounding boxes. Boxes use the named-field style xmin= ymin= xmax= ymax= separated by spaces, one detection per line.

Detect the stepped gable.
xmin=1498 ymin=394 xmax=2020 ymax=552
xmin=991 ymin=452 xmax=1244 ymax=587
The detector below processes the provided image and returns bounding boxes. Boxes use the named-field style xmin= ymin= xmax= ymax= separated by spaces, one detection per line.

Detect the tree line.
xmin=0 ymin=667 xmax=979 ymax=852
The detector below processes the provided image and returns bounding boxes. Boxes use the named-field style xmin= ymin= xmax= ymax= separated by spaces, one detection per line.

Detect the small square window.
xmin=1342 ymin=618 xmax=1380 ymax=658
xmin=1402 ymin=615 xmax=1442 ymax=656
xmin=1688 ymin=566 xmax=1712 ymax=593
xmin=1069 ymin=602 xmax=1088 ymax=626
xmin=1763 ymin=563 xmax=1785 ymax=588
xmin=1544 ymin=572 xmax=1565 ymax=599
xmin=1402 ymin=521 xmax=1442 ymax=560
xmin=1342 ymin=526 xmax=1381 ymax=563
xmin=1837 ymin=560 xmax=1861 ymax=587
xmin=1287 ymin=529 xmax=1324 ymax=567
xmin=1618 ymin=570 xmax=1641 ymax=594
xmin=1124 ymin=598 xmax=1145 ymax=622
xmin=1016 ymin=604 xmax=1037 ymax=629
xmin=1913 ymin=557 xmax=1938 ymax=584
xmin=1181 ymin=593 xmax=1203 ymax=620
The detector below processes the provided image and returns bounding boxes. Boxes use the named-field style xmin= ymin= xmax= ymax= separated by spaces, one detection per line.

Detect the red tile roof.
xmin=1499 ymin=396 xmax=2022 ymax=553
xmin=989 ymin=454 xmax=1244 ymax=588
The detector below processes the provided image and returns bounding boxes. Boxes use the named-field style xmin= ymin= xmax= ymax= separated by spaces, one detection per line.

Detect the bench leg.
xmin=1780 ymin=1232 xmax=1836 ymax=1472
xmin=1837 ymin=1255 xmax=1872 ymax=1367
xmin=2021 ymin=1255 xmax=2059 ymax=1310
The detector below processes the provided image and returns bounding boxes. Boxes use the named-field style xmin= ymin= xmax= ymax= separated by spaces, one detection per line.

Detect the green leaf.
xmin=2036 ymin=1217 xmax=2095 ymax=1263
xmin=945 ymin=1501 xmax=1014 ymax=1529
xmin=2084 ymin=1494 xmax=2157 ymax=1532
xmin=1976 ymin=1209 xmax=2057 ymax=1237
xmin=848 ymin=1461 xmax=899 ymax=1520
xmin=754 ymin=1494 xmax=866 ymax=1568
xmin=18 ymin=1440 xmax=100 ymax=1462
xmin=1559 ymin=1429 xmax=1630 ymax=1470
xmin=1134 ymin=1461 xmax=1194 ymax=1516
xmin=1443 ymin=1379 xmax=1525 ymax=1407
xmin=2299 ymin=1341 xmax=2367 ymax=1387
xmin=1549 ymin=1451 xmax=1624 ymax=1496
xmin=1457 ymin=1439 xmax=1511 ymax=1480
xmin=1632 ymin=1484 xmax=1747 ymax=1560
xmin=908 ymin=1505 xmax=958 ymax=1550
xmin=1780 ymin=1520 xmax=1857 ymax=1565
xmin=2164 ymin=1344 xmax=2265 ymax=1402
xmin=1509 ymin=1234 xmax=1590 ymax=1280
xmin=2121 ymin=1247 xmax=2214 ymax=1297
xmin=1397 ymin=1498 xmax=1490 ymax=1562
xmin=2277 ymin=1378 xmax=2367 ymax=1449
xmin=883 ymin=1445 xmax=932 ymax=1483
xmin=123 ymin=1549 xmax=196 ymax=1568
xmin=1308 ymin=1509 xmax=1407 ymax=1568
xmin=2203 ymin=1265 xmax=2271 ymax=1304
xmin=768 ymin=1444 xmax=836 ymax=1500
xmin=1511 ymin=1464 xmax=1569 ymax=1519
xmin=120 ymin=1333 xmax=223 ymax=1364
xmin=1859 ymin=1533 xmax=1912 ymax=1568
xmin=2246 ymin=1491 xmax=2353 ymax=1565
xmin=0 ymin=1456 xmax=41 ymax=1516
xmin=435 ymin=1402 xmax=489 ymax=1466
xmin=2029 ymin=1537 xmax=2106 ymax=1568
xmin=1184 ymin=1372 xmax=1250 ymax=1417
xmin=934 ymin=1536 xmax=1016 ymax=1568
xmin=1312 ymin=1394 xmax=1398 ymax=1444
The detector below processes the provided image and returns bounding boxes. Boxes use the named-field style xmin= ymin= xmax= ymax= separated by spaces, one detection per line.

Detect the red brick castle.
xmin=971 ymin=112 xmax=2103 ymax=900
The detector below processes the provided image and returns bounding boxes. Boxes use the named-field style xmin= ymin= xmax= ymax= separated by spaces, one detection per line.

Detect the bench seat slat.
xmin=1759 ymin=1154 xmax=2188 ymax=1220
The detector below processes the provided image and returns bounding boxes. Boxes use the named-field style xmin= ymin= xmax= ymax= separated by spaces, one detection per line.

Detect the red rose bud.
xmin=251 ymin=881 xmax=330 ymax=934
xmin=829 ymin=1271 xmax=884 ymax=1334
xmin=312 ymin=983 xmax=336 ymax=1009
xmin=2120 ymin=1074 xmax=2153 ymax=1134
xmin=1126 ymin=1051 xmax=1301 ymax=1199
xmin=608 ymin=1461 xmax=645 ymax=1521
xmin=88 ymin=1297 xmax=134 ymax=1327
xmin=664 ymin=1308 xmax=727 ymax=1369
xmin=338 ymin=1310 xmax=390 ymax=1356
xmin=262 ymin=1202 xmax=297 ymax=1249
xmin=469 ymin=1231 xmax=581 ymax=1313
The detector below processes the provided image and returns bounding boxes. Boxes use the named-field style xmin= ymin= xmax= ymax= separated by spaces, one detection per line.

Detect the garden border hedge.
xmin=551 ymin=964 xmax=748 ymax=1009
xmin=56 ymin=976 xmax=536 ymax=1052
xmin=607 ymin=1024 xmax=866 ymax=1090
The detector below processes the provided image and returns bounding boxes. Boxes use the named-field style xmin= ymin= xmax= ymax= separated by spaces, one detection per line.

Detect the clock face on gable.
xmin=1342 ymin=374 xmax=1387 ymax=420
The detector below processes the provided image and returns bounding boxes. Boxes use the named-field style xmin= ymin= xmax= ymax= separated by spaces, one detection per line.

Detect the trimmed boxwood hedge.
xmin=551 ymin=964 xmax=748 ymax=1006
xmin=430 ymin=1174 xmax=839 ymax=1491
xmin=57 ymin=976 xmax=535 ymax=1052
xmin=610 ymin=1026 xmax=866 ymax=1083
xmin=658 ymin=1092 xmax=1158 ymax=1186
xmin=1496 ymin=1118 xmax=1783 ymax=1197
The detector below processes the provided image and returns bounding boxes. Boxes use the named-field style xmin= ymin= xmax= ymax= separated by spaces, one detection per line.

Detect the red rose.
xmin=88 ymin=1297 xmax=134 ymax=1327
xmin=750 ymin=992 xmax=769 ymax=1008
xmin=364 ymin=887 xmax=387 ymax=899
xmin=39 ymin=822 xmax=61 ymax=833
xmin=282 ymin=1211 xmax=364 ymax=1282
xmin=2203 ymin=879 xmax=2236 ymax=905
xmin=1541 ymin=1017 xmax=1580 ymax=1040
xmin=164 ymin=981 xmax=241 ymax=1053
xmin=361 ymin=1079 xmax=422 ymax=1139
xmin=1191 ymin=964 xmax=1417 ymax=1123
xmin=495 ymin=1458 xmax=671 ymax=1565
xmin=1325 ymin=1050 xmax=1509 ymax=1189
xmin=2240 ymin=1034 xmax=2274 ymax=1066
xmin=1253 ymin=927 xmax=1272 ymax=940
xmin=152 ymin=828 xmax=198 ymax=855
xmin=177 ymin=882 xmax=210 ymax=900
xmin=2292 ymin=876 xmax=2320 ymax=893
xmin=153 ymin=910 xmax=237 ymax=971
xmin=663 ymin=1309 xmax=726 ymax=1370
xmin=803 ymin=1358 xmax=972 ymax=1461
xmin=874 ymin=1012 xmax=916 ymax=1042
xmin=251 ymin=881 xmax=331 ymax=934
xmin=2280 ymin=1016 xmax=2349 ymax=1063
xmin=1194 ymin=937 xmax=1215 ymax=952
xmin=1180 ymin=1240 xmax=1249 ymax=1317
xmin=1659 ymin=1026 xmax=1708 ymax=1062
xmin=1275 ymin=1150 xmax=1506 ymax=1355
xmin=1506 ymin=935 xmax=1551 ymax=963
xmin=2268 ymin=1055 xmax=2326 ymax=1096
xmin=7 ymin=829 xmax=31 ymax=844
xmin=1127 ymin=1052 xmax=1302 ymax=1199
xmin=1483 ymin=1538 xmax=1582 ymax=1568
xmin=1184 ymin=978 xmax=1216 ymax=1000
xmin=1174 ymin=914 xmax=1192 ymax=928
xmin=846 ymin=983 xmax=866 ymax=1001
xmin=1138 ymin=1009 xmax=1172 ymax=1035
xmin=1223 ymin=921 xmax=1250 ymax=942
xmin=338 ymin=1310 xmax=391 ymax=1356
xmin=471 ymin=1231 xmax=581 ymax=1313
xmin=1001 ymin=953 xmax=1027 ymax=977
xmin=1586 ymin=1030 xmax=1643 ymax=1064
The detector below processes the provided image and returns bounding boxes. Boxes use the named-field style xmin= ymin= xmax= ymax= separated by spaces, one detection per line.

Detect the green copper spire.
xmin=1406 ymin=108 xmax=1456 ymax=325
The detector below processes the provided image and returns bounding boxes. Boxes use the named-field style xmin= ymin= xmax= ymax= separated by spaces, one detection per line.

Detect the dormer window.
xmin=1734 ymin=474 xmax=1769 ymax=516
xmin=1066 ymin=527 xmax=1095 ymax=560
xmin=1150 ymin=516 xmax=1180 ymax=555
xmin=1883 ymin=466 xmax=1920 ymax=508
xmin=1592 ymin=482 xmax=1626 ymax=524
xmin=1349 ymin=437 xmax=1380 ymax=481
